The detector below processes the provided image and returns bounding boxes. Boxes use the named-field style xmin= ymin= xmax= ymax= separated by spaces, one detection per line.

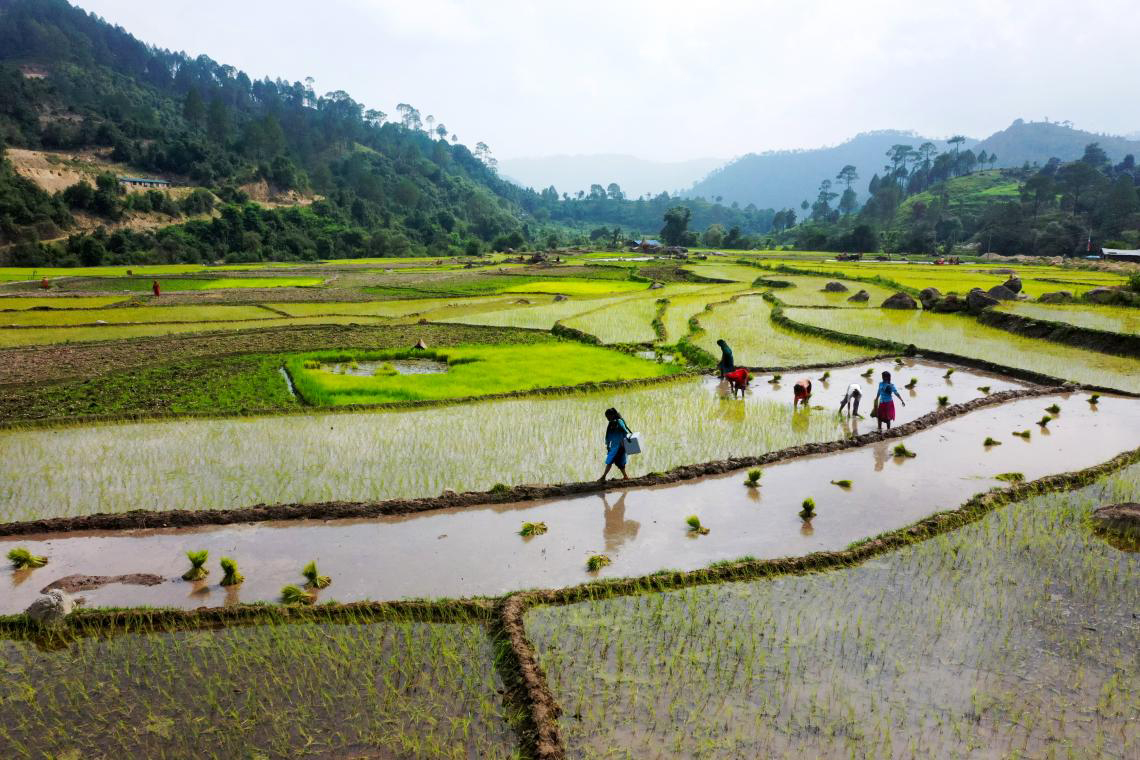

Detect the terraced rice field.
xmin=996 ymin=301 xmax=1140 ymax=335
xmin=784 ymin=306 xmax=1140 ymax=392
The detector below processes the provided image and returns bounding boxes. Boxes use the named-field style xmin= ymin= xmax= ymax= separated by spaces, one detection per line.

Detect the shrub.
xmin=302 ymin=560 xmax=331 ymax=589
xmin=586 ymin=554 xmax=611 ymax=572
xmin=685 ymin=515 xmax=709 ymax=535
xmin=830 ymin=479 xmax=852 ymax=488
xmin=893 ymin=444 xmax=916 ymax=458
xmin=281 ymin=584 xmax=314 ymax=605
xmin=219 ymin=557 xmax=243 ymax=586
xmin=799 ymin=498 xmax=816 ymax=519
xmin=182 ymin=550 xmax=209 ymax=581
xmin=7 ymin=547 xmax=48 ymax=569
xmin=744 ymin=468 xmax=762 ymax=487
xmin=519 ymin=521 xmax=548 ymax=536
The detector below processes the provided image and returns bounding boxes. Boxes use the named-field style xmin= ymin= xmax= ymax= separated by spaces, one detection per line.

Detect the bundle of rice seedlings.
xmin=182 ymin=550 xmax=209 ymax=581
xmin=1013 ymin=430 xmax=1031 ymax=439
xmin=281 ymin=584 xmax=314 ymax=605
xmin=1045 ymin=403 xmax=1061 ymax=414
xmin=977 ymin=386 xmax=991 ymax=394
xmin=995 ymin=472 xmax=1025 ymax=483
xmin=586 ymin=554 xmax=611 ymax=572
xmin=860 ymin=368 xmax=874 ymax=377
xmin=219 ymin=557 xmax=243 ymax=586
xmin=1088 ymin=393 xmax=1100 ymax=404
xmin=685 ymin=515 xmax=709 ymax=535
xmin=519 ymin=521 xmax=548 ymax=536
xmin=905 ymin=378 xmax=918 ymax=389
xmin=892 ymin=444 xmax=916 ymax=458
xmin=937 ymin=395 xmax=949 ymax=407
xmin=302 ymin=560 xmax=331 ymax=589
xmin=830 ymin=479 xmax=852 ymax=488
xmin=894 ymin=358 xmax=905 ymax=365
xmin=744 ymin=468 xmax=762 ymax=487
xmin=799 ymin=498 xmax=816 ymax=519
xmin=943 ymin=368 xmax=955 ymax=379
xmin=7 ymin=548 xmax=48 ymax=569
xmin=818 ymin=371 xmax=830 ymax=381
xmin=490 ymin=483 xmax=511 ymax=494
xmin=768 ymin=373 xmax=782 ymax=384
xmin=302 ymin=359 xmax=321 ymax=369
xmin=1037 ymin=415 xmax=1051 ymax=427
xmin=983 ymin=437 xmax=1002 ymax=447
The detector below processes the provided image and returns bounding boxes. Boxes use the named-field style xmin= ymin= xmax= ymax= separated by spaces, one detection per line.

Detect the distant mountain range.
xmin=682 ymin=121 xmax=1140 ymax=211
xmin=498 ymin=154 xmax=724 ymax=199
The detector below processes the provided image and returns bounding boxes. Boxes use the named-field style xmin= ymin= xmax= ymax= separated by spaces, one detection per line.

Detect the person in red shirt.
xmin=723 ymin=368 xmax=750 ymax=398
xmin=152 ymin=279 xmax=160 ymax=297
xmin=793 ymin=378 xmax=812 ymax=409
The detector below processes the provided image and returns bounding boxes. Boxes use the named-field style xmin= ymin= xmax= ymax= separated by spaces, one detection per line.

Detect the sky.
xmin=75 ymin=0 xmax=1140 ymax=162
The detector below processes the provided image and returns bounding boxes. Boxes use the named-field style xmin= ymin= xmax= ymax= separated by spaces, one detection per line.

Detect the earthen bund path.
xmin=2 ymin=375 xmax=1137 ymax=614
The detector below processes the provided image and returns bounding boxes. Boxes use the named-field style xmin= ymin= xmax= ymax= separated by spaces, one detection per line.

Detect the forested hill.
xmin=974 ymin=120 xmax=1140 ymax=170
xmin=0 ymin=0 xmax=772 ymax=265
xmin=683 ymin=130 xmax=960 ymax=211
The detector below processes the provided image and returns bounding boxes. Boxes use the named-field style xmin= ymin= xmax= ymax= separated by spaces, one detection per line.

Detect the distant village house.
xmin=118 ymin=176 xmax=171 ymax=189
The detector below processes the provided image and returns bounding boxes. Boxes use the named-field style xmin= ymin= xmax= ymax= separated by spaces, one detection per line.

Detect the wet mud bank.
xmin=1 ymin=392 xmax=1133 ymax=612
xmin=0 ymin=384 xmax=1057 ymax=537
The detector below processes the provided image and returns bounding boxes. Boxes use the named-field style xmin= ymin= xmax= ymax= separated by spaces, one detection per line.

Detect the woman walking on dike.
xmin=716 ymin=339 xmax=734 ymax=377
xmin=874 ymin=371 xmax=905 ymax=430
xmin=599 ymin=407 xmax=632 ymax=481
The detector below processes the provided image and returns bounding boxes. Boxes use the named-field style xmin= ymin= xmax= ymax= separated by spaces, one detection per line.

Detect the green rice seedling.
xmin=893 ymin=444 xmax=916 ymax=458
xmin=347 ymin=359 xmax=360 ymax=370
xmin=1088 ymin=393 xmax=1100 ymax=404
xmin=895 ymin=358 xmax=905 ymax=365
xmin=281 ymin=584 xmax=315 ymax=604
xmin=799 ymin=498 xmax=816 ymax=519
xmin=302 ymin=560 xmax=331 ymax=589
xmin=995 ymin=472 xmax=1025 ymax=483
xmin=830 ymin=479 xmax=852 ymax=488
xmin=943 ymin=368 xmax=955 ymax=379
xmin=586 ymin=554 xmax=611 ymax=572
xmin=818 ymin=371 xmax=830 ymax=381
xmin=685 ymin=515 xmax=710 ymax=535
xmin=983 ymin=437 xmax=1002 ymax=447
xmin=181 ymin=549 xmax=209 ymax=581
xmin=1037 ymin=415 xmax=1051 ymax=427
xmin=519 ymin=521 xmax=548 ymax=536
xmin=302 ymin=359 xmax=321 ymax=369
xmin=490 ymin=483 xmax=511 ymax=495
xmin=744 ymin=468 xmax=762 ymax=487
xmin=1045 ymin=403 xmax=1060 ymax=414
xmin=219 ymin=557 xmax=243 ymax=586
xmin=860 ymin=368 xmax=873 ymax=377
xmin=977 ymin=386 xmax=991 ymax=394
xmin=1013 ymin=430 xmax=1031 ymax=439
xmin=768 ymin=373 xmax=782 ymax=384
xmin=937 ymin=395 xmax=949 ymax=407
xmin=7 ymin=547 xmax=48 ymax=569
xmin=905 ymin=377 xmax=918 ymax=389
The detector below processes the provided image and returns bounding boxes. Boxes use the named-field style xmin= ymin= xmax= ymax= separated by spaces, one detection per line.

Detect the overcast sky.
xmin=75 ymin=0 xmax=1140 ymax=162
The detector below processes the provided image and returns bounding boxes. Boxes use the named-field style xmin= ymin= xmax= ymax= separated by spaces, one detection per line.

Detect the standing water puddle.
xmin=327 ymin=359 xmax=448 ymax=376
xmin=2 ymin=392 xmax=1134 ymax=612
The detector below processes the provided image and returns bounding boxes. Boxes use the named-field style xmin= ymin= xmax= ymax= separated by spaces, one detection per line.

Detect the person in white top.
xmin=838 ymin=383 xmax=863 ymax=417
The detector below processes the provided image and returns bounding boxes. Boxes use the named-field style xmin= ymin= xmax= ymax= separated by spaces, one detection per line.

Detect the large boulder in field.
xmin=918 ymin=287 xmax=942 ymax=308
xmin=1037 ymin=290 xmax=1074 ymax=304
xmin=1084 ymin=287 xmax=1118 ymax=304
xmin=648 ymin=282 xmax=665 ymax=290
xmin=822 ymin=281 xmax=848 ymax=292
xmin=967 ymin=288 xmax=1000 ymax=311
xmin=1001 ymin=276 xmax=1023 ymax=294
xmin=881 ymin=292 xmax=918 ymax=309
xmin=847 ymin=289 xmax=870 ymax=302
xmin=986 ymin=284 xmax=1018 ymax=301
xmin=930 ymin=293 xmax=968 ymax=313
xmin=26 ymin=590 xmax=75 ymax=626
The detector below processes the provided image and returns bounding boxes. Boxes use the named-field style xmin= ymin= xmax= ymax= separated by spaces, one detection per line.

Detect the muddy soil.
xmin=2 ymin=393 xmax=1134 ymax=614
xmin=41 ymin=573 xmax=165 ymax=593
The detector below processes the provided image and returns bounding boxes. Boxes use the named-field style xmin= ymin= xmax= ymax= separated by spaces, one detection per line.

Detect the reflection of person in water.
xmin=602 ymin=492 xmax=640 ymax=552
xmin=871 ymin=439 xmax=890 ymax=471
xmin=791 ymin=405 xmax=810 ymax=434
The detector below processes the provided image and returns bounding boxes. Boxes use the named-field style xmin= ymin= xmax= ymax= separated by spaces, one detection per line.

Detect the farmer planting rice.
xmin=715 ymin=338 xmax=734 ymax=377
xmin=599 ymin=407 xmax=632 ymax=481
xmin=723 ymin=367 xmax=751 ymax=398
xmin=792 ymin=378 xmax=812 ymax=409
xmin=874 ymin=370 xmax=906 ymax=430
xmin=838 ymin=383 xmax=863 ymax=417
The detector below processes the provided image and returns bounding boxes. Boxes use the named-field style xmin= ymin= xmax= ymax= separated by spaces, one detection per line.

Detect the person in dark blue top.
xmin=599 ymin=407 xmax=632 ymax=481
xmin=716 ymin=339 xmax=735 ymax=377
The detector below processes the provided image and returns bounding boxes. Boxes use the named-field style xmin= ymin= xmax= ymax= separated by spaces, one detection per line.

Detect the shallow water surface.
xmin=2 ymin=392 xmax=1133 ymax=612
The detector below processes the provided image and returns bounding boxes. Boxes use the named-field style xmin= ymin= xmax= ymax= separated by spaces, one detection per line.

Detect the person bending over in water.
xmin=723 ymin=367 xmax=751 ymax=398
xmin=716 ymin=339 xmax=734 ymax=378
xmin=838 ymin=383 xmax=863 ymax=417
xmin=792 ymin=378 xmax=812 ymax=409
xmin=874 ymin=370 xmax=905 ymax=430
xmin=599 ymin=407 xmax=632 ymax=481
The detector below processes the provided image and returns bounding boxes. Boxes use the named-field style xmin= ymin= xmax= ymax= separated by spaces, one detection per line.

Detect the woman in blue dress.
xmin=599 ymin=407 xmax=632 ymax=481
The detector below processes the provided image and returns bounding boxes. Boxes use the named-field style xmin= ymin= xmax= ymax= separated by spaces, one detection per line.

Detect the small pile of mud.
xmin=42 ymin=573 xmax=166 ymax=593
xmin=1091 ymin=502 xmax=1140 ymax=552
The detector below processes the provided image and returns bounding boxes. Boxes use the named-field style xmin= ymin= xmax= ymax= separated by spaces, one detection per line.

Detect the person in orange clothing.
xmin=152 ymin=279 xmax=161 ymax=297
xmin=723 ymin=367 xmax=751 ymax=398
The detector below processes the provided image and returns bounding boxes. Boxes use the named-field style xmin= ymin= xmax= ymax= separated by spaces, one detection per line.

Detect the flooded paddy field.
xmin=0 ymin=359 xmax=1028 ymax=521
xmin=525 ymin=463 xmax=1140 ymax=758
xmin=0 ymin=616 xmax=519 ymax=759
xmin=2 ymin=392 xmax=1133 ymax=612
